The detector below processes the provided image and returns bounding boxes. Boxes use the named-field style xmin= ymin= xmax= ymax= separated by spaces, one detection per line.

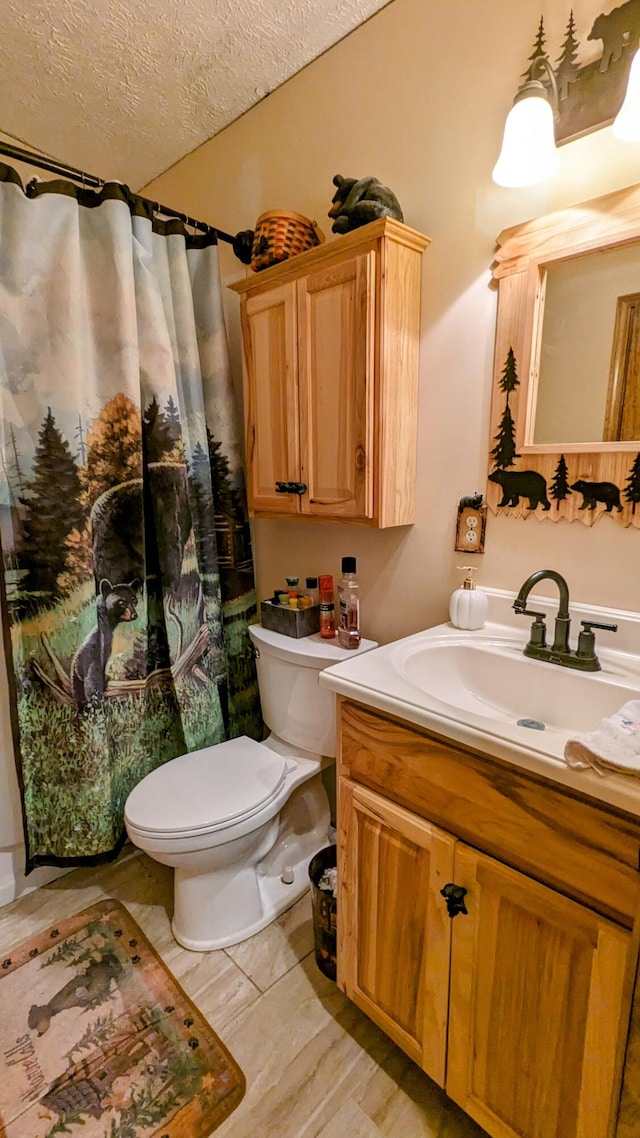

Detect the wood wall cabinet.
xmin=338 ymin=699 xmax=640 ymax=1138
xmin=229 ymin=219 xmax=430 ymax=526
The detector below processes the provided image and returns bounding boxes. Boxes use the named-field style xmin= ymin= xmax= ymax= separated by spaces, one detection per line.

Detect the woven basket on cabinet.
xmin=250 ymin=210 xmax=324 ymax=271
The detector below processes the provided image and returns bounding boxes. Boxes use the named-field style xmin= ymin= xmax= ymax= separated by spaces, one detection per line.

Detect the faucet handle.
xmin=576 ymin=620 xmax=618 ymax=665
xmin=580 ymin=620 xmax=618 ymax=634
xmin=515 ymin=607 xmax=547 ymax=648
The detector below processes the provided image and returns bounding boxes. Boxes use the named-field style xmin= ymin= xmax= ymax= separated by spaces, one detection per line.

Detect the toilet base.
xmin=172 ymin=843 xmax=318 ymax=951
xmin=171 ymin=776 xmax=330 ymax=951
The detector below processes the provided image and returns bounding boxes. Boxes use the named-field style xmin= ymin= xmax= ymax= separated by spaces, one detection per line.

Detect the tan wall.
xmin=143 ymin=0 xmax=640 ymax=647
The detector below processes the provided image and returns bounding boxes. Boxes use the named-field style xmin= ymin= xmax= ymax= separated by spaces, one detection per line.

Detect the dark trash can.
xmin=308 ymin=844 xmax=337 ymax=981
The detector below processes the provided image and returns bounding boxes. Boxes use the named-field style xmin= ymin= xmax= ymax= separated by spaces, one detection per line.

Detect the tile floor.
xmin=0 ymin=849 xmax=488 ymax=1137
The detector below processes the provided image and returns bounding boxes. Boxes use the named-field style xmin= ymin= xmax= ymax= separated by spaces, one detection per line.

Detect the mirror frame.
xmin=487 ymin=182 xmax=640 ymax=529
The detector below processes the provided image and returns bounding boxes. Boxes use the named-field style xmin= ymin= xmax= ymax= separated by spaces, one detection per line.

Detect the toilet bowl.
xmin=124 ymin=624 xmax=376 ymax=951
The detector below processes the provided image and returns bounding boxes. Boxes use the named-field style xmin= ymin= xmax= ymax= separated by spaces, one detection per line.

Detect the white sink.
xmin=392 ymin=635 xmax=640 ymax=733
xmin=319 ymin=596 xmax=640 ymax=816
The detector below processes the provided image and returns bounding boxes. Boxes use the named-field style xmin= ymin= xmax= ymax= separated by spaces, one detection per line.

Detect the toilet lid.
xmin=124 ymin=736 xmax=288 ymax=836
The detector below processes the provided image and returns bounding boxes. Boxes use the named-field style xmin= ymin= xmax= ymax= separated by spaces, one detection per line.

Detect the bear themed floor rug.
xmin=0 ymin=900 xmax=245 ymax=1138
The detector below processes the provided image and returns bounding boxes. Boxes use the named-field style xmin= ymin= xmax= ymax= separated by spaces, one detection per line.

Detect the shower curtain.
xmin=0 ymin=164 xmax=262 ymax=871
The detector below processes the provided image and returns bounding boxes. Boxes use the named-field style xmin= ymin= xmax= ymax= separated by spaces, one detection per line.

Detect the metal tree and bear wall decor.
xmin=525 ymin=3 xmax=640 ymax=143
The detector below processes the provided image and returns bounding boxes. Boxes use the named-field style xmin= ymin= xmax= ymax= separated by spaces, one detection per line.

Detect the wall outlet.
xmin=455 ymin=504 xmax=487 ymax=554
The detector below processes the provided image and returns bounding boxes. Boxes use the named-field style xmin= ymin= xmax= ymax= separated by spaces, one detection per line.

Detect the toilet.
xmin=124 ymin=623 xmax=376 ymax=951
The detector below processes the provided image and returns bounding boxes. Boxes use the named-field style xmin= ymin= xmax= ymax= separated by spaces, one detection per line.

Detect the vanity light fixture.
xmin=493 ymin=8 xmax=640 ymax=188
xmin=492 ymin=58 xmax=559 ymax=188
xmin=612 ymin=49 xmax=640 ymax=139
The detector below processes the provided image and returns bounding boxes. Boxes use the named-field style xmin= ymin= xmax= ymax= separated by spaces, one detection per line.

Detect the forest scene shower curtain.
xmin=0 ymin=165 xmax=262 ymax=870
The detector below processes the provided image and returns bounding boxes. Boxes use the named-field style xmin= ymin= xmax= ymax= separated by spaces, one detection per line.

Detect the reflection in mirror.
xmin=533 ymin=244 xmax=640 ymax=445
xmin=605 ymin=293 xmax=640 ymax=441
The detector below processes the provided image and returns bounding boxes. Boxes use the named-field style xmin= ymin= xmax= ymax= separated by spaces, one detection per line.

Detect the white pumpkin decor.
xmin=449 ymin=566 xmax=488 ymax=630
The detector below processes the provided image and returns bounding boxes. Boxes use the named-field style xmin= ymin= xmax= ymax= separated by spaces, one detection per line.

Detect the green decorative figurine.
xmin=328 ymin=174 xmax=404 ymax=233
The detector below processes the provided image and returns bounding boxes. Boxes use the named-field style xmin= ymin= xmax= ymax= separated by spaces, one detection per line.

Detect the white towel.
xmin=564 ymin=700 xmax=640 ymax=777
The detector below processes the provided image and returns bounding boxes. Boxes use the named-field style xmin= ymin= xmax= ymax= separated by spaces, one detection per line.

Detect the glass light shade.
xmin=492 ymin=92 xmax=559 ymax=188
xmin=613 ymin=51 xmax=640 ymax=140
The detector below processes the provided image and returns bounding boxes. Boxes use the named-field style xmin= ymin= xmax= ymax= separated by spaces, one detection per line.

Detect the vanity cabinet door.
xmin=338 ymin=779 xmax=455 ymax=1085
xmin=447 ymin=842 xmax=631 ymax=1138
xmin=241 ymin=281 xmax=301 ymax=515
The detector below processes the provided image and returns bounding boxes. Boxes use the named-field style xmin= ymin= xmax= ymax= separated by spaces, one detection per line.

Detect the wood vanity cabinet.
xmin=228 ymin=219 xmax=430 ymax=526
xmin=337 ymin=698 xmax=640 ymax=1138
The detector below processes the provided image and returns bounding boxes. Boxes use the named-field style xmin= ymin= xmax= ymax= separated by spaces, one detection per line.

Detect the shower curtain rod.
xmin=0 ymin=140 xmax=236 ymax=245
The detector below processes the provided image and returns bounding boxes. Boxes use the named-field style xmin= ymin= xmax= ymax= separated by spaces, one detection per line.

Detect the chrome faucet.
xmin=512 ymin=569 xmax=617 ymax=672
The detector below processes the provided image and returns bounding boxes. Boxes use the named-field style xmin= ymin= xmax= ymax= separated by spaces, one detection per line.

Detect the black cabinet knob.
xmin=275 ymin=481 xmax=307 ymax=496
xmin=440 ymin=883 xmax=468 ymax=918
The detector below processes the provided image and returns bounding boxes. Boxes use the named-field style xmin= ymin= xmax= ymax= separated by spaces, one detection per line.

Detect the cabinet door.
xmin=447 ymin=844 xmax=631 ymax=1138
xmin=297 ymin=252 xmax=375 ymax=519
xmin=338 ymin=780 xmax=454 ymax=1084
xmin=242 ymin=282 xmax=301 ymax=515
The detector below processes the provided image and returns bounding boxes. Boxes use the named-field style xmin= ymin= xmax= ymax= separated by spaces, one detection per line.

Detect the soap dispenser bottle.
xmin=449 ymin=566 xmax=488 ymax=630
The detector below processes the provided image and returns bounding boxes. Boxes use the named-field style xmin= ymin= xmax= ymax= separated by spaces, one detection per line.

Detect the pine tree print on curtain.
xmin=0 ymin=171 xmax=262 ymax=870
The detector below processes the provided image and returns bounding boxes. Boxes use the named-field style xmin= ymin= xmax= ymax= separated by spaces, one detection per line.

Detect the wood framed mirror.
xmin=487 ymin=183 xmax=640 ymax=528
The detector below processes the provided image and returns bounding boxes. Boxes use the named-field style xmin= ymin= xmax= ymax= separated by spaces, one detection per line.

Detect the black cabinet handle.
xmin=440 ymin=883 xmax=468 ymax=918
xmin=275 ymin=481 xmax=307 ymax=495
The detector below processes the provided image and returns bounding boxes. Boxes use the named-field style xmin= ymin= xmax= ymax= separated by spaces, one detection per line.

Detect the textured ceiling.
xmin=1 ymin=0 xmax=391 ymax=189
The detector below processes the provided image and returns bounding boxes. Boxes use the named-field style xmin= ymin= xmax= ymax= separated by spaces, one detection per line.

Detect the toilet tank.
xmin=248 ymin=625 xmax=377 ymax=757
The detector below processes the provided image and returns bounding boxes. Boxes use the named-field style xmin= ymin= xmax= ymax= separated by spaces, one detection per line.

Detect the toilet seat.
xmin=124 ymin=736 xmax=289 ymax=840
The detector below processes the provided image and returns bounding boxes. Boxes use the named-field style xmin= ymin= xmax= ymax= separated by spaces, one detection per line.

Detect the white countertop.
xmin=319 ymin=589 xmax=640 ymax=818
